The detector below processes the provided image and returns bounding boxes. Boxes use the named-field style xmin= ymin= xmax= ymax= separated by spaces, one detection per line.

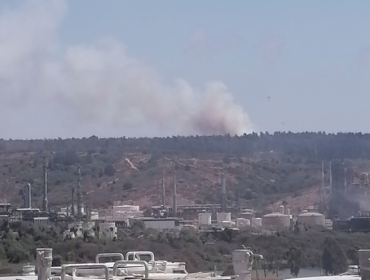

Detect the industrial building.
xmin=131 ymin=217 xmax=182 ymax=230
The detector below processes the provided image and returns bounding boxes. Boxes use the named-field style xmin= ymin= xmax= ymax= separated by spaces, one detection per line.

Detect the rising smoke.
xmin=0 ymin=0 xmax=253 ymax=139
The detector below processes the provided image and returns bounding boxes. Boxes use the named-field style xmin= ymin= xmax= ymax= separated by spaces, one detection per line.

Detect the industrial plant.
xmin=2 ymin=156 xmax=370 ymax=239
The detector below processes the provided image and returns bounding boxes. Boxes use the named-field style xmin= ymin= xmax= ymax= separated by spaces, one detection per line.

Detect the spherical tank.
xmin=262 ymin=212 xmax=290 ymax=230
xmin=297 ymin=212 xmax=325 ymax=227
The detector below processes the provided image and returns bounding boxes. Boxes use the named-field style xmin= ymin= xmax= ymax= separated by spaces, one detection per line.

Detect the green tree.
xmin=322 ymin=236 xmax=347 ymax=275
xmin=287 ymin=247 xmax=305 ymax=277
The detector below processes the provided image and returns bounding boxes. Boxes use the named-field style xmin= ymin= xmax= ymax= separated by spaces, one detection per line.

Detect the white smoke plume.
xmin=0 ymin=0 xmax=253 ymax=139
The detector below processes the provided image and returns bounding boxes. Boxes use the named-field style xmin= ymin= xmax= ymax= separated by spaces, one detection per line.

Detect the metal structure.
xmin=23 ymin=183 xmax=32 ymax=209
xmin=42 ymin=157 xmax=48 ymax=212
xmin=77 ymin=165 xmax=83 ymax=217
xmin=172 ymin=162 xmax=177 ymax=217
xmin=71 ymin=186 xmax=75 ymax=216
xmin=161 ymin=168 xmax=166 ymax=207
xmin=221 ymin=173 xmax=226 ymax=213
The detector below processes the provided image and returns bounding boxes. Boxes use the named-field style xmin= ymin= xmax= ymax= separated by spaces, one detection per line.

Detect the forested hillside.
xmin=0 ymin=132 xmax=370 ymax=210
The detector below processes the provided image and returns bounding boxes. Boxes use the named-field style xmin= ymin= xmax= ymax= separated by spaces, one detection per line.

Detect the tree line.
xmin=1 ymin=132 xmax=370 ymax=160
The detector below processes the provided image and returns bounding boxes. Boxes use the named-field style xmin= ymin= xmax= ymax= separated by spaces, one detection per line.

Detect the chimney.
xmin=42 ymin=157 xmax=48 ymax=212
xmin=162 ymin=168 xmax=166 ymax=207
xmin=329 ymin=161 xmax=332 ymax=193
xmin=77 ymin=165 xmax=83 ymax=217
xmin=24 ymin=183 xmax=32 ymax=209
xmin=221 ymin=173 xmax=226 ymax=212
xmin=71 ymin=186 xmax=75 ymax=216
xmin=173 ymin=162 xmax=177 ymax=217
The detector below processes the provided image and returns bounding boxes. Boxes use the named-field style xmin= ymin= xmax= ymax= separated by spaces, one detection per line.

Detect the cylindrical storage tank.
xmin=297 ymin=212 xmax=325 ymax=227
xmin=262 ymin=212 xmax=290 ymax=230
xmin=279 ymin=205 xmax=285 ymax=214
xmin=217 ymin=212 xmax=231 ymax=224
xmin=286 ymin=208 xmax=291 ymax=215
xmin=251 ymin=218 xmax=262 ymax=227
xmin=236 ymin=218 xmax=251 ymax=229
xmin=198 ymin=212 xmax=211 ymax=226
xmin=359 ymin=249 xmax=370 ymax=280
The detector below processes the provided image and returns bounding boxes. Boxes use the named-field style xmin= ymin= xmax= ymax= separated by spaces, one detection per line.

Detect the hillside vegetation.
xmin=0 ymin=220 xmax=367 ymax=276
xmin=1 ymin=133 xmax=370 ymax=211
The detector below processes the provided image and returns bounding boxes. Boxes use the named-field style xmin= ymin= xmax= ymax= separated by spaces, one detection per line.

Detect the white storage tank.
xmin=198 ymin=212 xmax=211 ymax=226
xmin=217 ymin=212 xmax=231 ymax=225
xmin=297 ymin=212 xmax=325 ymax=227
xmin=236 ymin=218 xmax=251 ymax=229
xmin=99 ymin=222 xmax=117 ymax=240
xmin=251 ymin=218 xmax=262 ymax=227
xmin=262 ymin=212 xmax=290 ymax=230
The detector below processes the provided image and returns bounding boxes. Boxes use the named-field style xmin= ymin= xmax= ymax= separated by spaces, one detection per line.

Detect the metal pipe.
xmin=61 ymin=264 xmax=109 ymax=280
xmin=95 ymin=253 xmax=124 ymax=263
xmin=112 ymin=260 xmax=149 ymax=279
xmin=125 ymin=251 xmax=155 ymax=262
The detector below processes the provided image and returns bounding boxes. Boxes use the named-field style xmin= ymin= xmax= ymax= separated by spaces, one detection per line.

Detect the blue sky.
xmin=1 ymin=0 xmax=370 ymax=139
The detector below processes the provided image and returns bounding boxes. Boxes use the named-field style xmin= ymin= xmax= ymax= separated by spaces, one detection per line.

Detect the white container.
xmin=198 ymin=212 xmax=212 ymax=226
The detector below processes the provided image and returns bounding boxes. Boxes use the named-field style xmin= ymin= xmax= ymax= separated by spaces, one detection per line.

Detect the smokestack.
xmin=23 ymin=183 xmax=32 ymax=209
xmin=173 ymin=162 xmax=177 ymax=217
xmin=77 ymin=165 xmax=83 ymax=217
xmin=162 ymin=168 xmax=166 ymax=207
xmin=71 ymin=186 xmax=75 ymax=216
xmin=344 ymin=167 xmax=347 ymax=191
xmin=221 ymin=173 xmax=226 ymax=212
xmin=320 ymin=161 xmax=324 ymax=212
xmin=42 ymin=157 xmax=48 ymax=212
xmin=329 ymin=161 xmax=332 ymax=194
